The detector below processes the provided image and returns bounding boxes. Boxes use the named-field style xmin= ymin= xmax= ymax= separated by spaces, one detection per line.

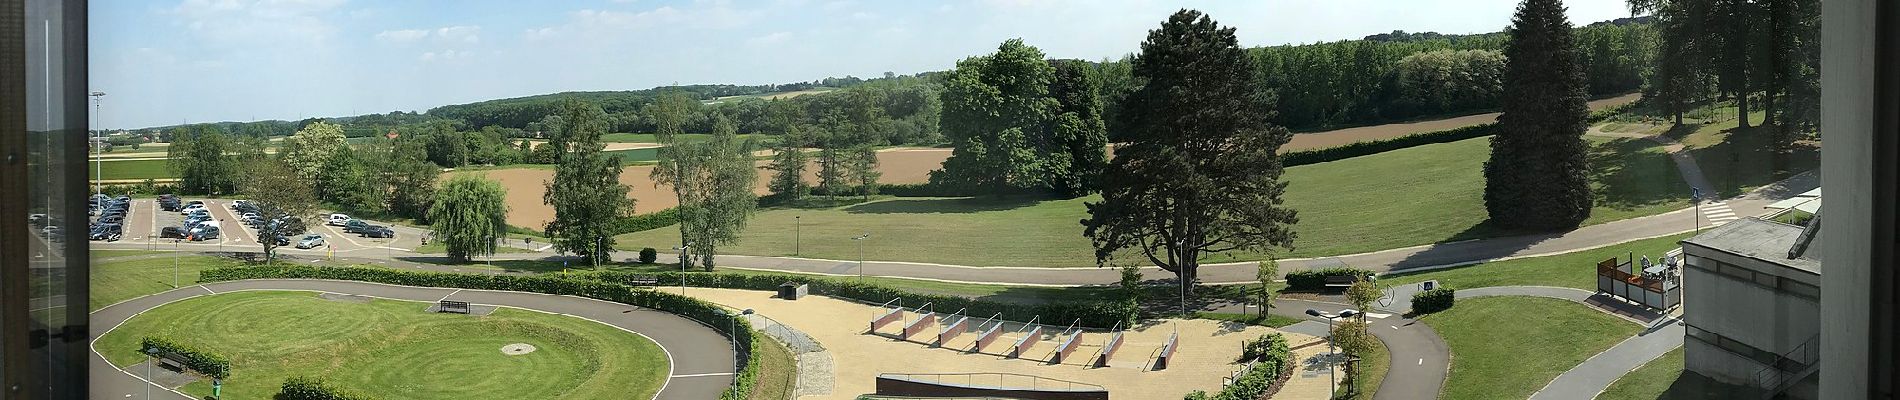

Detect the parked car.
xmin=327 ymin=213 xmax=352 ymax=226
xmin=342 ymin=219 xmax=370 ymax=233
xmin=279 ymin=217 xmax=307 ymax=235
xmin=360 ymin=225 xmax=394 ymax=238
xmin=28 ymin=213 xmax=46 ymax=227
xmin=295 ymin=234 xmax=326 ymax=249
xmin=187 ymin=225 xmax=220 ymax=241
xmin=40 ymin=225 xmax=62 ymax=240
xmin=96 ymin=214 xmax=124 ymax=225
xmin=180 ymin=204 xmax=206 ymax=216
xmin=267 ymin=234 xmax=290 ymax=246
xmin=89 ymin=223 xmax=122 ymax=241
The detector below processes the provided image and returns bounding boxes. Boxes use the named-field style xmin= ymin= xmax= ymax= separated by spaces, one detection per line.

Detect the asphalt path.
xmin=88 ymin=279 xmax=735 ymax=400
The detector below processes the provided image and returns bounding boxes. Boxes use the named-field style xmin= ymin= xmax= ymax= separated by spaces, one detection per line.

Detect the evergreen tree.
xmin=428 ymin=175 xmax=509 ymax=263
xmin=847 ymin=144 xmax=881 ymax=200
xmin=766 ymin=126 xmax=812 ymax=201
xmin=1082 ymin=10 xmax=1300 ymax=296
xmin=543 ymin=100 xmax=635 ymax=266
xmin=1485 ymin=0 xmax=1594 ymax=230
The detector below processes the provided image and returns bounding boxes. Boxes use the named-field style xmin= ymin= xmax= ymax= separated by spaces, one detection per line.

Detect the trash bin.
xmin=778 ymin=282 xmax=808 ymax=300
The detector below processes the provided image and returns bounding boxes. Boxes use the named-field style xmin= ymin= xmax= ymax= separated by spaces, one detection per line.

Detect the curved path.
xmin=88 ymin=279 xmax=737 ymax=400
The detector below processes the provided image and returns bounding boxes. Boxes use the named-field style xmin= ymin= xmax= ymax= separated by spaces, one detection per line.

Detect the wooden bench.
xmin=154 ymin=351 xmax=191 ymax=373
xmin=1323 ymin=275 xmax=1360 ymax=290
xmin=439 ymin=300 xmax=471 ymax=314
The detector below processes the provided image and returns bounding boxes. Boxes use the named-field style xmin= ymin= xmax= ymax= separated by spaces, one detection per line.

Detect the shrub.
xmin=1195 ymin=333 xmax=1294 ymax=400
xmin=610 ymin=208 xmax=679 ymax=235
xmin=878 ymin=183 xmax=958 ymax=197
xmin=638 ymin=248 xmax=659 ymax=264
xmin=139 ymin=337 xmax=230 ymax=379
xmin=1283 ymin=267 xmax=1375 ymax=291
xmin=1281 ymin=123 xmax=1496 ymax=167
xmin=277 ymin=377 xmax=374 ymax=400
xmin=1411 ymin=287 xmax=1457 ymax=314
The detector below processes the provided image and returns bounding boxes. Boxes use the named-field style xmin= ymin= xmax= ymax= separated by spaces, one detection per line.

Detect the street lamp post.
xmin=675 ymin=243 xmax=692 ymax=295
xmin=1306 ymin=308 xmax=1362 ymax=399
xmin=794 ymin=216 xmax=801 ymax=256
xmin=89 ymin=91 xmax=104 ymax=195
xmin=851 ymin=233 xmax=870 ymax=284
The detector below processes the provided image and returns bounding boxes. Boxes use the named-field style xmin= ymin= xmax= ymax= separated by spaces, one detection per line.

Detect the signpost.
xmin=1692 ymin=187 xmax=1702 ymax=234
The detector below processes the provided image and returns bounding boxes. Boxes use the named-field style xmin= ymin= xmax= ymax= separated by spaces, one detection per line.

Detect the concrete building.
xmin=1679 ymin=214 xmax=1822 ymax=399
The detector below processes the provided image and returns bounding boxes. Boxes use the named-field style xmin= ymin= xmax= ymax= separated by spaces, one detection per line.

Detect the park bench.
xmin=439 ymin=300 xmax=471 ymax=314
xmin=1323 ymin=275 xmax=1360 ymax=290
xmin=625 ymin=276 xmax=661 ymax=286
xmin=154 ymin=351 xmax=191 ymax=373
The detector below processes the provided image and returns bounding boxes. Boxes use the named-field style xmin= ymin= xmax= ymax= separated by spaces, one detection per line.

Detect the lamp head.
xmin=1305 ymin=309 xmax=1324 ymax=318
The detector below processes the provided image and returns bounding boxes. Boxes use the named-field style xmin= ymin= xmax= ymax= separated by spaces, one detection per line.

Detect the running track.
xmin=88 ymin=279 xmax=736 ymax=400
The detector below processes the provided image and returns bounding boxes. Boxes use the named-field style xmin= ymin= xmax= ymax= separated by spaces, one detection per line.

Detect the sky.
xmin=89 ymin=0 xmax=1634 ymax=130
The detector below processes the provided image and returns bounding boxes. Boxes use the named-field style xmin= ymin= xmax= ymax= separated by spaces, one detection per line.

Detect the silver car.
xmin=295 ymin=234 xmax=326 ymax=249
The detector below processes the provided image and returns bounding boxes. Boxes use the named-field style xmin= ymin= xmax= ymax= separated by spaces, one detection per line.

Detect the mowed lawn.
xmin=95 ymin=291 xmax=668 ymax=400
xmin=616 ymin=134 xmax=1688 ymax=267
xmin=1382 ymin=232 xmax=1694 ymax=291
xmin=91 ymin=158 xmax=176 ymax=180
xmin=90 ymin=255 xmax=246 ymax=311
xmin=1422 ymin=297 xmax=1642 ymax=400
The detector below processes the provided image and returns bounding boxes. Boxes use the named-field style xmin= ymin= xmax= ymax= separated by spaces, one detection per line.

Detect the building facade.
xmin=1680 ymin=216 xmax=1822 ymax=399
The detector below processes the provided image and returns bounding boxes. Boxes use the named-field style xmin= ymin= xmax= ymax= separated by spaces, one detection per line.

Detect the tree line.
xmin=1632 ymin=0 xmax=1819 ymax=144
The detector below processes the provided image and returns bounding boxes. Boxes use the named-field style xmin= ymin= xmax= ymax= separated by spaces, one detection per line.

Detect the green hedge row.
xmin=580 ymin=271 xmax=1138 ymax=329
xmin=610 ymin=207 xmax=679 ymax=235
xmin=1411 ymin=287 xmax=1457 ymax=314
xmin=277 ymin=377 xmax=374 ymax=400
xmin=139 ymin=337 xmax=230 ymax=379
xmin=1284 ymin=267 xmax=1375 ymax=291
xmin=197 ymin=265 xmax=762 ymax=400
xmin=1281 ymin=123 xmax=1496 ymax=167
xmin=1185 ymin=333 xmax=1294 ymax=400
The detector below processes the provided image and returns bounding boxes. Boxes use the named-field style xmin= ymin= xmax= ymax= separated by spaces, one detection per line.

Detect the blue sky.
xmin=89 ymin=0 xmax=1633 ymax=130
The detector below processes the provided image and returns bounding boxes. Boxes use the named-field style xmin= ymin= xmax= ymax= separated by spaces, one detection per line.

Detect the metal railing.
xmin=1751 ymin=334 xmax=1820 ymax=396
xmin=877 ymin=372 xmax=1107 ymax=392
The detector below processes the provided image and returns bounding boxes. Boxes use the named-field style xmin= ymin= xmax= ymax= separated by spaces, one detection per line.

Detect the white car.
xmin=180 ymin=204 xmax=206 ymax=215
xmin=327 ymin=213 xmax=352 ymax=226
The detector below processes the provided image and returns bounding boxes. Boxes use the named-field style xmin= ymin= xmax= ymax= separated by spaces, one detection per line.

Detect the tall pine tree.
xmin=1485 ymin=0 xmax=1593 ymax=230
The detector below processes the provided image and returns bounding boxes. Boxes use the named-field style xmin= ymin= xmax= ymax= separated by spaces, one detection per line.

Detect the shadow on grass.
xmin=1384 ymin=221 xmax=1540 ymax=273
xmin=1641 ymin=370 xmax=1778 ymax=400
xmin=1588 ymin=137 xmax=1692 ymax=211
xmin=843 ymin=196 xmax=1044 ymax=214
xmin=1687 ymin=125 xmax=1821 ymax=198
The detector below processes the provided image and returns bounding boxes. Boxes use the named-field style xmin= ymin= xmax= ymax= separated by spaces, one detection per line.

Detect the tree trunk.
xmin=1674 ymin=109 xmax=1684 ymax=126
xmin=1736 ymin=90 xmax=1752 ymax=128
xmin=1763 ymin=90 xmax=1778 ymax=126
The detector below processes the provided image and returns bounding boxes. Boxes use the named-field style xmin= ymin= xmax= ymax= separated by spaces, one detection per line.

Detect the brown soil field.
xmin=1281 ymin=92 xmax=1641 ymax=152
xmin=455 ymin=148 xmax=951 ymax=229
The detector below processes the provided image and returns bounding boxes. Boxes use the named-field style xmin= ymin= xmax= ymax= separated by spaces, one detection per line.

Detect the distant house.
xmin=1679 ymin=212 xmax=1822 ymax=399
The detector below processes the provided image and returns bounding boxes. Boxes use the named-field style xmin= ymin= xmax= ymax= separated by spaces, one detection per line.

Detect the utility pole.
xmin=676 ymin=243 xmax=692 ymax=295
xmin=89 ymin=91 xmax=105 ymax=195
xmin=852 ymin=233 xmax=871 ymax=284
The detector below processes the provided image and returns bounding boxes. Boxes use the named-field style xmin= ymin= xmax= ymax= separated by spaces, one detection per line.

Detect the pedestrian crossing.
xmin=1701 ymin=201 xmax=1739 ymax=226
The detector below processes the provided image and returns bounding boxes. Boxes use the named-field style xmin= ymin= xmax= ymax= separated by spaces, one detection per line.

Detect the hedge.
xmin=1284 ymin=267 xmax=1375 ymax=291
xmin=277 ymin=377 xmax=375 ymax=400
xmin=1185 ymin=333 xmax=1294 ymax=400
xmin=609 ymin=207 xmax=679 ymax=235
xmin=580 ymin=270 xmax=1137 ymax=329
xmin=196 ymin=265 xmax=762 ymax=400
xmin=1282 ymin=123 xmax=1496 ymax=167
xmin=139 ymin=337 xmax=230 ymax=379
xmin=1411 ymin=287 xmax=1457 ymax=314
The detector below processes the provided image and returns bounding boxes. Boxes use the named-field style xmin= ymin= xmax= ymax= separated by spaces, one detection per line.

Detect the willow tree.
xmin=429 ymin=175 xmax=509 ymax=263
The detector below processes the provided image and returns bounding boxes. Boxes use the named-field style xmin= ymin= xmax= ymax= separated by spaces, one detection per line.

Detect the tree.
xmin=1331 ymin=317 xmax=1378 ymax=395
xmin=846 ymin=144 xmax=881 ymax=200
xmin=1484 ymin=0 xmax=1594 ymax=230
xmin=167 ymin=125 xmax=241 ymax=195
xmin=239 ymin=158 xmax=317 ymax=264
xmin=428 ymin=175 xmax=509 ymax=263
xmin=932 ymin=39 xmax=1057 ymax=193
xmin=1047 ymin=59 xmax=1111 ymax=198
xmin=316 ymin=146 xmax=384 ymax=215
xmin=1347 ymin=280 xmax=1381 ymax=316
xmin=1256 ymin=259 xmax=1278 ymax=317
xmin=1082 ymin=10 xmax=1300 ymax=296
xmin=278 ymin=121 xmax=346 ymax=185
xmin=766 ymin=126 xmax=812 ymax=201
xmin=661 ymin=115 xmax=760 ymax=270
xmin=544 ymin=100 xmax=635 ymax=266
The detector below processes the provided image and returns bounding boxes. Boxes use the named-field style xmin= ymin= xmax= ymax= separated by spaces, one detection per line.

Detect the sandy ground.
xmin=1282 ymin=92 xmax=1642 ymax=152
xmin=679 ymin=287 xmax=1322 ymax=400
xmin=454 ymin=148 xmax=952 ymax=229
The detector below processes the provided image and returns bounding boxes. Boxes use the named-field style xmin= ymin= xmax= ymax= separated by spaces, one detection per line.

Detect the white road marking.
xmin=1364 ymin=312 xmax=1392 ymax=319
xmin=202 ymin=285 xmax=216 ymax=295
xmin=438 ymin=289 xmax=462 ymax=302
xmin=1418 ymin=358 xmax=1424 ymax=365
xmin=670 ymin=372 xmax=736 ymax=378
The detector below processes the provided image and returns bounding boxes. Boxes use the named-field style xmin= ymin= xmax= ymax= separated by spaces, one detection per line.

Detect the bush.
xmin=610 ymin=207 xmax=679 ymax=235
xmin=139 ymin=337 xmax=230 ymax=379
xmin=1193 ymin=333 xmax=1294 ymax=400
xmin=1411 ymin=287 xmax=1457 ymax=314
xmin=277 ymin=377 xmax=374 ymax=400
xmin=878 ymin=183 xmax=959 ymax=197
xmin=638 ymin=248 xmax=659 ymax=264
xmin=1284 ymin=267 xmax=1375 ymax=291
xmin=580 ymin=270 xmax=1137 ymax=329
xmin=100 ymin=180 xmax=179 ymax=196
xmin=1281 ymin=123 xmax=1496 ymax=167
xmin=197 ymin=265 xmax=762 ymax=399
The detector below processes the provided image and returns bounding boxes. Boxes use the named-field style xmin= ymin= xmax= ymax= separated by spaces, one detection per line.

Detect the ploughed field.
xmin=95 ymin=291 xmax=668 ymax=400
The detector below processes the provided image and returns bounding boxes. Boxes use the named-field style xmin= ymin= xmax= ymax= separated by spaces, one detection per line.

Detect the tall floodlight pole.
xmin=852 ymin=233 xmax=871 ymax=283
xmin=675 ymin=243 xmax=692 ymax=295
xmin=89 ymin=91 xmax=105 ymax=195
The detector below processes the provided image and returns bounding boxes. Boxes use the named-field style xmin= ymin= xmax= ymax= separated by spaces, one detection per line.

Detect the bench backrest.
xmin=440 ymin=300 xmax=471 ymax=313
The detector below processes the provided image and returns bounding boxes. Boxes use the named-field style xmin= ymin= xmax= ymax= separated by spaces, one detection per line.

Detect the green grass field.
xmin=1382 ymin=233 xmax=1693 ymax=291
xmin=90 ymin=158 xmax=176 ymax=180
xmin=1596 ymin=347 xmax=1687 ymax=400
xmin=1346 ymin=331 xmax=1391 ymax=400
xmin=750 ymin=335 xmax=799 ymax=400
xmin=95 ymin=291 xmax=668 ymax=400
xmin=616 ymin=134 xmax=1688 ymax=267
xmin=413 ymin=242 xmax=536 ymax=255
xmin=90 ymin=249 xmax=170 ymax=259
xmin=90 ymin=255 xmax=245 ymax=311
xmin=601 ymin=133 xmax=766 ymax=144
xmin=1422 ymin=297 xmax=1641 ymax=400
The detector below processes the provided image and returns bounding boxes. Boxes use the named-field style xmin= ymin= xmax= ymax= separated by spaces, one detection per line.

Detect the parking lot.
xmin=116 ymin=199 xmax=429 ymax=255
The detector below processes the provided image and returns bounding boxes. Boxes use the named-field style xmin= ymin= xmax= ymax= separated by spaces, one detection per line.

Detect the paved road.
xmin=89 ymin=279 xmax=736 ymax=400
xmin=1220 ymin=298 xmax=1449 ymax=400
xmin=1530 ymin=320 xmax=1684 ymax=400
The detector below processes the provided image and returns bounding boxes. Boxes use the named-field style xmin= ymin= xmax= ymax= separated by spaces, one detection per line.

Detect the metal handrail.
xmin=878 ymin=372 xmax=1106 ymax=392
xmin=1751 ymin=334 xmax=1821 ymax=393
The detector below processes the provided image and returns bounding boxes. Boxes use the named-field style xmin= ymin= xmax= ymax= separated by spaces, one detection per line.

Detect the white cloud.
xmin=746 ymin=31 xmax=793 ymax=46
xmin=418 ymin=49 xmax=469 ymax=62
xmin=166 ymin=0 xmax=345 ymax=46
xmin=374 ymin=28 xmax=429 ymax=43
xmin=434 ymin=25 xmax=481 ymax=44
xmin=376 ymin=25 xmax=480 ymax=45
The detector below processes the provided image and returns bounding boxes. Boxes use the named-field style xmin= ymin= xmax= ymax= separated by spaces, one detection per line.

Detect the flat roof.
xmin=1682 ymin=218 xmax=1822 ymax=274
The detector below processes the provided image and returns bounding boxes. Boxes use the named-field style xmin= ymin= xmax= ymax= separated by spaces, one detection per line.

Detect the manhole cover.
xmin=500 ymin=343 xmax=537 ymax=356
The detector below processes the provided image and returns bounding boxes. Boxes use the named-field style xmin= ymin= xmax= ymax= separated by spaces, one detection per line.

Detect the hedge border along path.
xmin=192 ymin=265 xmax=760 ymax=400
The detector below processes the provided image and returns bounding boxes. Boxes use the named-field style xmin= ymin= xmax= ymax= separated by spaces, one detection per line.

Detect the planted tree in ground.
xmin=167 ymin=124 xmax=241 ymax=195
xmin=429 ymin=175 xmax=509 ymax=263
xmin=662 ymin=115 xmax=760 ymax=270
xmin=1047 ymin=59 xmax=1111 ymax=198
xmin=239 ymin=158 xmax=317 ymax=264
xmin=278 ymin=121 xmax=347 ymax=187
xmin=1332 ymin=318 xmax=1377 ymax=395
xmin=765 ymin=126 xmax=811 ymax=201
xmin=380 ymin=140 xmax=440 ymax=221
xmin=932 ymin=39 xmax=1057 ymax=194
xmin=1256 ymin=259 xmax=1279 ymax=317
xmin=544 ymin=100 xmax=635 ymax=267
xmin=1082 ymin=9 xmax=1300 ymax=297
xmin=1484 ymin=0 xmax=1593 ymax=230
xmin=1347 ymin=280 xmax=1381 ymax=316
xmin=316 ymin=147 xmax=385 ymax=215
xmin=847 ymin=144 xmax=881 ymax=200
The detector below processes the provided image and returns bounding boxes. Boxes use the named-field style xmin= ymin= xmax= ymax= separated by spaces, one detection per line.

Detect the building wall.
xmin=1681 ymin=252 xmax=1820 ymax=387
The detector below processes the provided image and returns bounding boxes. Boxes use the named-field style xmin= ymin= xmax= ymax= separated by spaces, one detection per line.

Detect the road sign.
xmin=1691 ymin=187 xmax=1701 ymax=200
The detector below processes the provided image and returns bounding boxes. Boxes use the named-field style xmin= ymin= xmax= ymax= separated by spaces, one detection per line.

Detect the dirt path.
xmin=1283 ymin=93 xmax=1641 ymax=152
